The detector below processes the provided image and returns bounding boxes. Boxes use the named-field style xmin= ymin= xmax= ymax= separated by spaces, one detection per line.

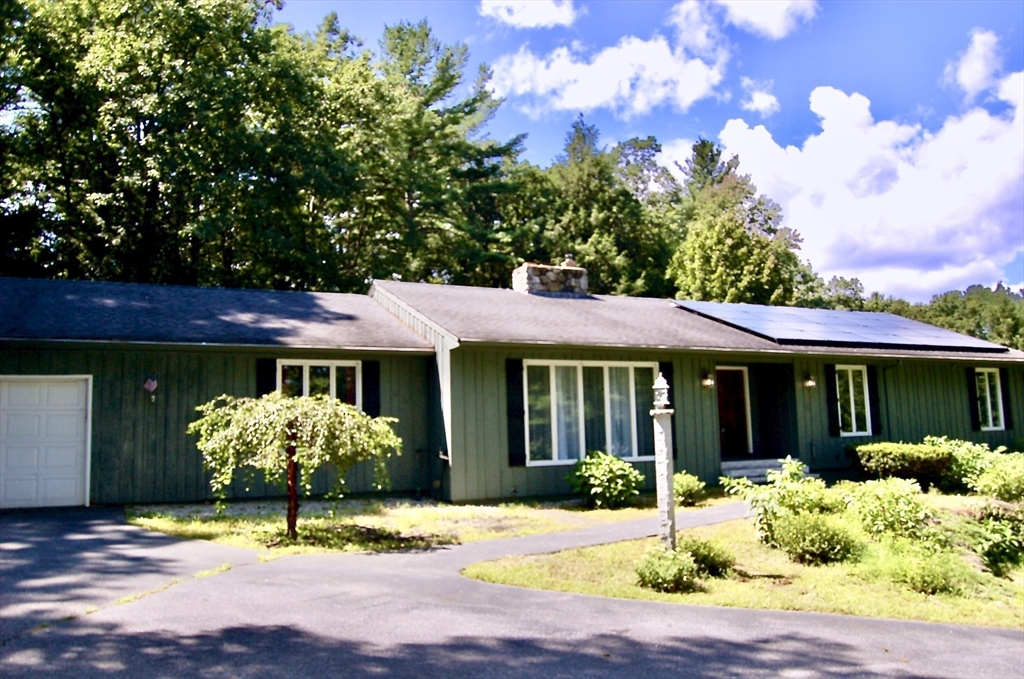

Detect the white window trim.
xmin=715 ymin=366 xmax=753 ymax=454
xmin=275 ymin=359 xmax=362 ymax=411
xmin=976 ymin=368 xmax=1005 ymax=432
xmin=522 ymin=360 xmax=659 ymax=467
xmin=0 ymin=375 xmax=93 ymax=507
xmin=835 ymin=364 xmax=872 ymax=437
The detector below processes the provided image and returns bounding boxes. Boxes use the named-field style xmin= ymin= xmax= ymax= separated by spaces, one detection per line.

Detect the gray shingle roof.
xmin=372 ymin=281 xmax=1024 ymax=361
xmin=0 ymin=278 xmax=433 ymax=352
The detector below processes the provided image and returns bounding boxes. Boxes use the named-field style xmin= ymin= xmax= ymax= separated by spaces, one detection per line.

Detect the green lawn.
xmin=127 ymin=491 xmax=732 ymax=554
xmin=464 ymin=515 xmax=1024 ymax=629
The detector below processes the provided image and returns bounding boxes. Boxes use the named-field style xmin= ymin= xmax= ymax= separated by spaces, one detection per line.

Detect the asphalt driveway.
xmin=1 ymin=503 xmax=1021 ymax=678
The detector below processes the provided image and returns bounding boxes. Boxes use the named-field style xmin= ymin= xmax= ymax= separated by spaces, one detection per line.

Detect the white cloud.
xmin=490 ymin=0 xmax=726 ymax=118
xmin=944 ymin=28 xmax=1002 ymax=103
xmin=713 ymin=74 xmax=1024 ymax=301
xmin=711 ymin=0 xmax=817 ymax=40
xmin=740 ymin=77 xmax=780 ymax=117
xmin=478 ymin=1 xmax=577 ymax=29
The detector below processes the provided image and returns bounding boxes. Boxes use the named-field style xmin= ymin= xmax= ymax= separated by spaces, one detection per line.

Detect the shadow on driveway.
xmin=0 ymin=507 xmax=257 ymax=643
xmin=1 ymin=622 xmax=905 ymax=679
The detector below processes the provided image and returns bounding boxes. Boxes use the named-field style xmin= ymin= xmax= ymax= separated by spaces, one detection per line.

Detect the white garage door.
xmin=0 ymin=377 xmax=91 ymax=509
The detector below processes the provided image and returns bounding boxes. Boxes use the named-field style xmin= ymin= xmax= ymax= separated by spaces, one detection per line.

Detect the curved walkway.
xmin=1 ymin=503 xmax=1021 ymax=678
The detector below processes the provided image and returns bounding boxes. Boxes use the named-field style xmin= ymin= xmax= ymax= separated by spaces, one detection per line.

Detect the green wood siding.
xmin=794 ymin=358 xmax=1022 ymax=468
xmin=446 ymin=345 xmax=1022 ymax=502
xmin=1 ymin=343 xmax=432 ymax=504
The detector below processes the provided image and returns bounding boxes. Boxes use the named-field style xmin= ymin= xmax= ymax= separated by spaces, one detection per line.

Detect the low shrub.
xmin=722 ymin=456 xmax=843 ymax=546
xmin=678 ymin=537 xmax=734 ymax=577
xmin=970 ymin=502 xmax=1024 ymax=577
xmin=877 ymin=540 xmax=979 ymax=595
xmin=673 ymin=471 xmax=706 ymax=506
xmin=855 ymin=442 xmax=951 ymax=490
xmin=568 ymin=451 xmax=645 ymax=509
xmin=973 ymin=453 xmax=1024 ymax=502
xmin=772 ymin=512 xmax=863 ymax=565
xmin=926 ymin=436 xmax=999 ymax=493
xmin=844 ymin=477 xmax=933 ymax=539
xmin=635 ymin=545 xmax=701 ymax=593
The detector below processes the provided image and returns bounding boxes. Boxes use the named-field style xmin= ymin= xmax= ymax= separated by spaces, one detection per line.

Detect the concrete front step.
xmin=720 ymin=459 xmax=814 ymax=484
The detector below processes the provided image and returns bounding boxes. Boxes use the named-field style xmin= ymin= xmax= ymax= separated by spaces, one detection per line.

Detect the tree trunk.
xmin=286 ymin=427 xmax=299 ymax=540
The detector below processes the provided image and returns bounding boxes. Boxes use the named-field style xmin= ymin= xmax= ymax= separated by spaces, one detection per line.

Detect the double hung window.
xmin=975 ymin=368 xmax=1004 ymax=431
xmin=834 ymin=365 xmax=871 ymax=436
xmin=524 ymin=361 xmax=657 ymax=465
xmin=276 ymin=360 xmax=361 ymax=408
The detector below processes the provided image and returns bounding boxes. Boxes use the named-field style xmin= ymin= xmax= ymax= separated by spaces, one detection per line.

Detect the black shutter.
xmin=1000 ymin=368 xmax=1014 ymax=430
xmin=506 ymin=359 xmax=526 ymax=467
xmin=256 ymin=359 xmax=277 ymax=396
xmin=966 ymin=367 xmax=981 ymax=431
xmin=363 ymin=361 xmax=381 ymax=416
xmin=867 ymin=365 xmax=883 ymax=436
xmin=824 ymin=364 xmax=840 ymax=437
xmin=658 ymin=361 xmax=677 ymax=460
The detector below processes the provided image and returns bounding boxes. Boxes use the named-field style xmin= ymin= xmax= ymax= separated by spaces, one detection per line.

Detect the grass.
xmin=464 ymin=516 xmax=1024 ymax=629
xmin=127 ymin=489 xmax=732 ymax=554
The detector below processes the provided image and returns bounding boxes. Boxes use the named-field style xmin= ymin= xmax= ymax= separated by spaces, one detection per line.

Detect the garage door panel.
xmin=46 ymin=383 xmax=85 ymax=407
xmin=5 ymin=413 xmax=41 ymax=439
xmin=3 ymin=478 xmax=39 ymax=505
xmin=43 ymin=477 xmax=80 ymax=504
xmin=1 ymin=377 xmax=89 ymax=508
xmin=3 ymin=383 xmax=43 ymax=408
xmin=4 ymin=446 xmax=39 ymax=471
xmin=45 ymin=445 xmax=81 ymax=470
xmin=44 ymin=414 xmax=82 ymax=440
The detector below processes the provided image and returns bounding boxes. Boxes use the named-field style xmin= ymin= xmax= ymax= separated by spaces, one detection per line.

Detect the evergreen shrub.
xmin=854 ymin=442 xmax=951 ymax=490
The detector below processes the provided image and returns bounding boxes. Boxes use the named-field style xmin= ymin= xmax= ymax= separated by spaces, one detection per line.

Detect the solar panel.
xmin=673 ymin=301 xmax=1008 ymax=352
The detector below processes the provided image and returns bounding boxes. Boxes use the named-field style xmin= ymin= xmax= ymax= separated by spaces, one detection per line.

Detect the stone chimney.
xmin=512 ymin=254 xmax=589 ymax=296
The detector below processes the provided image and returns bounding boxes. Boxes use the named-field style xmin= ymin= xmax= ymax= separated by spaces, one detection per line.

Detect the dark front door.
xmin=717 ymin=369 xmax=749 ymax=459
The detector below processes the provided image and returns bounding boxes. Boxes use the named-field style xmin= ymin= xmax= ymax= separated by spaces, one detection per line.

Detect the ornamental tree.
xmin=187 ymin=392 xmax=402 ymax=540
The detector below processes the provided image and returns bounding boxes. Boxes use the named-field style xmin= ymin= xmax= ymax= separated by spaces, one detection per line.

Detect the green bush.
xmin=568 ymin=451 xmax=645 ymax=509
xmin=973 ymin=453 xmax=1024 ymax=502
xmin=970 ymin=502 xmax=1024 ymax=576
xmin=673 ymin=471 xmax=706 ymax=506
xmin=926 ymin=436 xmax=1000 ymax=493
xmin=678 ymin=537 xmax=734 ymax=577
xmin=854 ymin=442 xmax=951 ymax=490
xmin=844 ymin=477 xmax=934 ymax=539
xmin=772 ymin=513 xmax=863 ymax=565
xmin=722 ymin=456 xmax=843 ymax=546
xmin=635 ymin=546 xmax=701 ymax=593
xmin=880 ymin=540 xmax=978 ymax=595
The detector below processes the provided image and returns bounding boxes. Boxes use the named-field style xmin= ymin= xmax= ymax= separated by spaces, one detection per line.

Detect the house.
xmin=2 ymin=265 xmax=1021 ymax=508
xmin=0 ymin=278 xmax=439 ymax=507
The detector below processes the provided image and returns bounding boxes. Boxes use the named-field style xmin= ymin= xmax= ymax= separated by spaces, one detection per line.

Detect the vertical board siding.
xmin=796 ymin=358 xmax=1021 ymax=469
xmin=1 ymin=345 xmax=432 ymax=504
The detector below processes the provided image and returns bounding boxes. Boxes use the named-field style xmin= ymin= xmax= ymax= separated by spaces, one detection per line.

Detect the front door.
xmin=716 ymin=368 xmax=750 ymax=459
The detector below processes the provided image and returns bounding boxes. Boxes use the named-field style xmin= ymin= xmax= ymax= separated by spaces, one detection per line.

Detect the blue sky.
xmin=273 ymin=1 xmax=1024 ymax=302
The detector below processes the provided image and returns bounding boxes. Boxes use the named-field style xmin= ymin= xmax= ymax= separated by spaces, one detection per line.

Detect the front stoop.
xmin=720 ymin=459 xmax=814 ymax=484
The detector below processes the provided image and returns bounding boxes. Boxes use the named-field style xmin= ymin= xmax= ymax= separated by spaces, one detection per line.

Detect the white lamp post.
xmin=651 ymin=372 xmax=676 ymax=550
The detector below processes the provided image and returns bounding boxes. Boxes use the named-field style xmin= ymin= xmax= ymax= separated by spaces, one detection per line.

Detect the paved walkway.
xmin=1 ymin=502 xmax=1022 ymax=678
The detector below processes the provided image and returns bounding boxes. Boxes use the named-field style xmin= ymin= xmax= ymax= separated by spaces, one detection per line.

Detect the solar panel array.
xmin=673 ymin=300 xmax=1007 ymax=352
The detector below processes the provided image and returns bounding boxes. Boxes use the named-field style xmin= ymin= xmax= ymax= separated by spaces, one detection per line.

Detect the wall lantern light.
xmin=143 ymin=374 xmax=158 ymax=402
xmin=803 ymin=373 xmax=817 ymax=388
xmin=700 ymin=372 xmax=715 ymax=388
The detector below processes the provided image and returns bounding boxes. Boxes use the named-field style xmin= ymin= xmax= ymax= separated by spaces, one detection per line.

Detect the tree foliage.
xmin=187 ymin=391 xmax=401 ymax=537
xmin=2 ymin=1 xmax=1016 ymax=350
